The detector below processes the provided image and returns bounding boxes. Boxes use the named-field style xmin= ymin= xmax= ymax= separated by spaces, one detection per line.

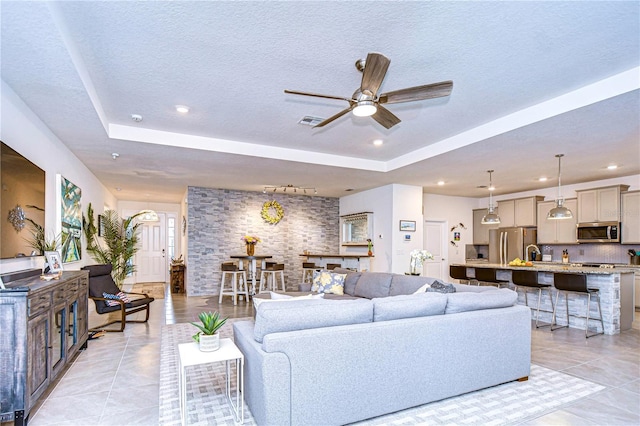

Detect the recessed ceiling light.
xmin=437 ymin=181 xmax=445 ymax=186
xmin=607 ymin=164 xmax=618 ymax=170
xmin=373 ymin=139 xmax=383 ymax=146
xmin=115 ymin=187 xmax=121 ymax=191
xmin=131 ymin=114 xmax=143 ymax=122
xmin=538 ymin=177 xmax=547 ymax=182
xmin=488 ymin=185 xmax=495 ymax=191
xmin=175 ymin=105 xmax=190 ymax=113
xmin=111 ymin=152 xmax=119 ymax=160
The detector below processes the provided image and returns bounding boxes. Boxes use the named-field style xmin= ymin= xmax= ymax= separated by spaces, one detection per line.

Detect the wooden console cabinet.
xmin=0 ymin=270 xmax=89 ymax=425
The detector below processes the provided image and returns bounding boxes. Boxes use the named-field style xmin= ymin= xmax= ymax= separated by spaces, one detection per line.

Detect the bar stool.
xmin=219 ymin=263 xmax=249 ymax=305
xmin=474 ymin=268 xmax=510 ymax=288
xmin=511 ymin=269 xmax=553 ymax=328
xmin=551 ymin=272 xmax=604 ymax=338
xmin=259 ymin=263 xmax=286 ymax=293
xmin=302 ymin=262 xmax=317 ymax=283
xmin=326 ymin=263 xmax=341 ymax=271
xmin=449 ymin=265 xmax=478 ymax=285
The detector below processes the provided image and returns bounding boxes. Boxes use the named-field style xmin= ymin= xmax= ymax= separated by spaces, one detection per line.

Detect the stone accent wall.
xmin=186 ymin=187 xmax=339 ymax=296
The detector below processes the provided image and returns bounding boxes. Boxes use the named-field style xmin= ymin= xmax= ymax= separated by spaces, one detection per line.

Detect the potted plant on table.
xmin=409 ymin=249 xmax=434 ymax=275
xmin=191 ymin=311 xmax=228 ymax=352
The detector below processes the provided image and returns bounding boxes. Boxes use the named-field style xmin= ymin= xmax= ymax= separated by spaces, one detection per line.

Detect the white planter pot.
xmin=199 ymin=333 xmax=220 ymax=352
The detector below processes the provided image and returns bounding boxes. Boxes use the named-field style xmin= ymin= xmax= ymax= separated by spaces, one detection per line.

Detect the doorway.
xmin=136 ymin=213 xmax=167 ymax=283
xmin=423 ymin=220 xmax=447 ymax=280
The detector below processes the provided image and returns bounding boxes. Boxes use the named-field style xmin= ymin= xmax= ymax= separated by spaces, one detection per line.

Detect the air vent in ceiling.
xmin=298 ymin=116 xmax=325 ymax=126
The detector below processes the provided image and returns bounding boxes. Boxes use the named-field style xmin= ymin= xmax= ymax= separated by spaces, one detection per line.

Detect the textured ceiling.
xmin=1 ymin=1 xmax=639 ymax=202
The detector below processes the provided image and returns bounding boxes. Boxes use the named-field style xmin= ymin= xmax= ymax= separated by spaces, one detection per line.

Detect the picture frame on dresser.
xmin=45 ymin=250 xmax=64 ymax=273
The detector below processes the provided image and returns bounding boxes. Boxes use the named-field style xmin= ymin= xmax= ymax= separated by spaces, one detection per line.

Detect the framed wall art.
xmin=58 ymin=175 xmax=82 ymax=263
xmin=399 ymin=220 xmax=416 ymax=232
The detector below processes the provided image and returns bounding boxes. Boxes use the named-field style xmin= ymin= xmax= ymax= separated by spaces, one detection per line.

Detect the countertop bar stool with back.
xmin=302 ymin=262 xmax=317 ymax=284
xmin=219 ymin=262 xmax=249 ymax=306
xmin=551 ymin=272 xmax=604 ymax=338
xmin=449 ymin=265 xmax=478 ymax=285
xmin=259 ymin=263 xmax=286 ymax=293
xmin=474 ymin=267 xmax=510 ymax=288
xmin=511 ymin=269 xmax=554 ymax=328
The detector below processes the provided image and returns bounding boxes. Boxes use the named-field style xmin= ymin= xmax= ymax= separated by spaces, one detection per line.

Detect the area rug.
xmin=125 ymin=282 xmax=166 ymax=299
xmin=159 ymin=321 xmax=605 ymax=426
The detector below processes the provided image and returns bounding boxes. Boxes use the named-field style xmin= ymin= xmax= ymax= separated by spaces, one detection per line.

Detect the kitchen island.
xmin=452 ymin=262 xmax=636 ymax=335
xmin=300 ymin=253 xmax=373 ymax=271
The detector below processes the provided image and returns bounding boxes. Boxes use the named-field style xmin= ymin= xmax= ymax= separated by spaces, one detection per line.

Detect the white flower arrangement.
xmin=409 ymin=249 xmax=434 ymax=273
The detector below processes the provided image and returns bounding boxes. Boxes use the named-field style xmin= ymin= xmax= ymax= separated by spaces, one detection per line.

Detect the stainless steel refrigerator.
xmin=489 ymin=227 xmax=537 ymax=265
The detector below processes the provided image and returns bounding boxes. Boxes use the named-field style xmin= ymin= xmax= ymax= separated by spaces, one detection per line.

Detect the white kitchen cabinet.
xmin=536 ymin=199 xmax=578 ymax=244
xmin=621 ymin=191 xmax=640 ymax=244
xmin=473 ymin=208 xmax=499 ymax=244
xmin=577 ymin=185 xmax=629 ymax=223
xmin=497 ymin=196 xmax=544 ymax=228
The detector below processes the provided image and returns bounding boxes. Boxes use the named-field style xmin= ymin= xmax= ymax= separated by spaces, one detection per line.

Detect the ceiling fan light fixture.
xmin=353 ymin=101 xmax=377 ymax=117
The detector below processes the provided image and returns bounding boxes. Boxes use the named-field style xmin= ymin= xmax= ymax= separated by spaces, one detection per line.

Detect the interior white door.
xmin=137 ymin=213 xmax=167 ymax=283
xmin=424 ymin=220 xmax=446 ymax=280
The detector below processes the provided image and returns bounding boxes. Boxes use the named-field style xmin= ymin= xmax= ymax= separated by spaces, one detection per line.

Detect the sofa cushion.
xmin=445 ymin=288 xmax=518 ymax=314
xmin=389 ymin=274 xmax=435 ymax=296
xmin=253 ymin=292 xmax=324 ymax=310
xmin=254 ymin=298 xmax=373 ymax=343
xmin=453 ymin=283 xmax=497 ymax=293
xmin=372 ymin=293 xmax=447 ymax=322
xmin=426 ymin=280 xmax=456 ymax=294
xmin=333 ymin=268 xmax=361 ymax=296
xmin=353 ymin=272 xmax=393 ymax=299
xmin=312 ymin=271 xmax=346 ymax=295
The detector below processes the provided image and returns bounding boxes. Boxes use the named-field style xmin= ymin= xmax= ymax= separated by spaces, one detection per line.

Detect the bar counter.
xmin=300 ymin=253 xmax=373 ymax=271
xmin=452 ymin=262 xmax=637 ymax=335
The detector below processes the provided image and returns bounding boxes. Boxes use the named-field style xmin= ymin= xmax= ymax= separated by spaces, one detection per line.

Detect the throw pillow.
xmin=412 ymin=282 xmax=432 ymax=294
xmin=253 ymin=292 xmax=324 ymax=310
xmin=426 ymin=280 xmax=456 ymax=294
xmin=312 ymin=271 xmax=346 ymax=295
xmin=102 ymin=291 xmax=130 ymax=306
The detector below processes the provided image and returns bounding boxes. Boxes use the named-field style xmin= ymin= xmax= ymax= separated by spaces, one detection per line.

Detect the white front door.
xmin=137 ymin=213 xmax=167 ymax=283
xmin=424 ymin=220 xmax=447 ymax=280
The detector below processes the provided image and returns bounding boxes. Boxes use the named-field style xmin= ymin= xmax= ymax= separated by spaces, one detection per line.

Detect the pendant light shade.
xmin=547 ymin=154 xmax=573 ymax=220
xmin=481 ymin=170 xmax=501 ymax=225
xmin=138 ymin=209 xmax=159 ymax=222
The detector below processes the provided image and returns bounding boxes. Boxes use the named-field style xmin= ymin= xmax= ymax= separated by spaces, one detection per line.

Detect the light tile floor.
xmin=24 ymin=286 xmax=639 ymax=426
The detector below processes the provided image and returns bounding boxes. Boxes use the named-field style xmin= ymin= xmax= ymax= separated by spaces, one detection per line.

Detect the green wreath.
xmin=261 ymin=200 xmax=284 ymax=224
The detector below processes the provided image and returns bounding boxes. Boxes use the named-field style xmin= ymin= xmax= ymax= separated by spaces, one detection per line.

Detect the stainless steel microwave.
xmin=576 ymin=222 xmax=620 ymax=243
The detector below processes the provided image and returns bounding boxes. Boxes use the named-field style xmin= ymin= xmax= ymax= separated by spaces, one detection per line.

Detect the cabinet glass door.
xmin=67 ymin=301 xmax=78 ymax=350
xmin=53 ymin=307 xmax=65 ymax=368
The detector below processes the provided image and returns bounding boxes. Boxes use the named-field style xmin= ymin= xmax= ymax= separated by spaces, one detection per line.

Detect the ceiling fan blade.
xmin=379 ymin=80 xmax=453 ymax=104
xmin=371 ymin=105 xmax=401 ymax=129
xmin=360 ymin=53 xmax=390 ymax=96
xmin=284 ymin=89 xmax=353 ymax=103
xmin=313 ymin=104 xmax=355 ymax=128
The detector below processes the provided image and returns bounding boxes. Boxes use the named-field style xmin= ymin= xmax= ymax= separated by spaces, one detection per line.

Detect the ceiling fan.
xmin=284 ymin=52 xmax=453 ymax=129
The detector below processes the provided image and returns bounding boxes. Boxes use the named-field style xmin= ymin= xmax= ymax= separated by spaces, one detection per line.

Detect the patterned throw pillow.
xmin=312 ymin=270 xmax=346 ymax=295
xmin=426 ymin=280 xmax=456 ymax=294
xmin=103 ymin=291 xmax=131 ymax=306
xmin=413 ymin=282 xmax=432 ymax=294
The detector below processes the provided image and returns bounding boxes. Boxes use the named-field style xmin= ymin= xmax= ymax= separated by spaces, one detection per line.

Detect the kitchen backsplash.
xmin=539 ymin=243 xmax=637 ymax=264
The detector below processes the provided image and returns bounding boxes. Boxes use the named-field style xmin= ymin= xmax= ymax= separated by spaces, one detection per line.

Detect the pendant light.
xmin=547 ymin=154 xmax=573 ymax=220
xmin=481 ymin=170 xmax=501 ymax=224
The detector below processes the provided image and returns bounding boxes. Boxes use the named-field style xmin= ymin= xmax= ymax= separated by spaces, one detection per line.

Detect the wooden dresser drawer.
xmin=66 ymin=280 xmax=80 ymax=296
xmin=52 ymin=286 xmax=67 ymax=305
xmin=27 ymin=294 xmax=51 ymax=318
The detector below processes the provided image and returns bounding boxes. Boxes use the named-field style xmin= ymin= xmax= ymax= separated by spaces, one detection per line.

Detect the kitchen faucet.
xmin=526 ymin=244 xmax=541 ymax=261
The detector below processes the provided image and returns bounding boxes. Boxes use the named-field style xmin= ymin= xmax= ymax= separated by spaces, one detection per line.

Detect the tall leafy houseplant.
xmin=83 ymin=203 xmax=142 ymax=288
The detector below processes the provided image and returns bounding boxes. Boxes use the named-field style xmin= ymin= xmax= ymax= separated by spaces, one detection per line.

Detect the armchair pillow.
xmin=102 ymin=291 xmax=131 ymax=306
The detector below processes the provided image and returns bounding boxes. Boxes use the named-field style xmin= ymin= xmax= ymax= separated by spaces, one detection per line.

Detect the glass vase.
xmin=246 ymin=243 xmax=255 ymax=256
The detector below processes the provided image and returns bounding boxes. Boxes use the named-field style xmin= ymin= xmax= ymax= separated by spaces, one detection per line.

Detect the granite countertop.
xmin=300 ymin=253 xmax=374 ymax=258
xmin=454 ymin=262 xmax=638 ymax=274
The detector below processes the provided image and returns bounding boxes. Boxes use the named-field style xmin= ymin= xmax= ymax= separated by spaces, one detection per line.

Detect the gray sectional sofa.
xmin=233 ymin=271 xmax=532 ymax=425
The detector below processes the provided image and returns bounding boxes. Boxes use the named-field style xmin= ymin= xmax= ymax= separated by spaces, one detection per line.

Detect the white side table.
xmin=178 ymin=339 xmax=244 ymax=425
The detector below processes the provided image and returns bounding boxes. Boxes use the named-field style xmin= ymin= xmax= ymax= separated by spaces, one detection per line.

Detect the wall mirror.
xmin=340 ymin=212 xmax=373 ymax=246
xmin=1 ymin=141 xmax=46 ymax=259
